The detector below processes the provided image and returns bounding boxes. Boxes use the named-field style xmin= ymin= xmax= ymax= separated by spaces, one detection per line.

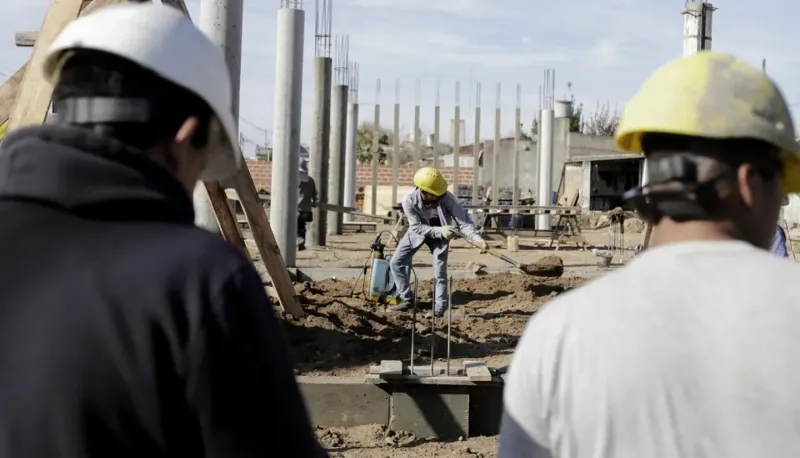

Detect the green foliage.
xmin=528 ymin=97 xmax=617 ymax=137
xmin=357 ymin=122 xmax=390 ymax=164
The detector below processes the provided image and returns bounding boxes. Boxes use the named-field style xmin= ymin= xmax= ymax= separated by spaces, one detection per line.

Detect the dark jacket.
xmin=0 ymin=126 xmax=324 ymax=457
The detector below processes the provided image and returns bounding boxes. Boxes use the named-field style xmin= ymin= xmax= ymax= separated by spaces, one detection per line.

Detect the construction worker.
xmin=0 ymin=4 xmax=324 ymax=457
xmin=500 ymin=51 xmax=800 ymax=457
xmin=389 ymin=166 xmax=487 ymax=317
xmin=297 ymin=157 xmax=317 ymax=251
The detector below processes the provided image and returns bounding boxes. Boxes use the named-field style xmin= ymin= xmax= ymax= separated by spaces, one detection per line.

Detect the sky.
xmin=2 ymin=0 xmax=799 ymax=157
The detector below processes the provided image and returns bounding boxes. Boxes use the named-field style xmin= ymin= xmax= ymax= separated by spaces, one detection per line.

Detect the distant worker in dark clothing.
xmin=298 ymin=157 xmax=317 ymax=251
xmin=0 ymin=4 xmax=324 ymax=458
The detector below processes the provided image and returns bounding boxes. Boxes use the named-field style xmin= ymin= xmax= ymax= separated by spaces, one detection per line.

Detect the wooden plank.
xmin=232 ymin=167 xmax=304 ymax=317
xmin=14 ymin=31 xmax=38 ymax=47
xmin=464 ymin=361 xmax=492 ymax=382
xmin=6 ymin=0 xmax=126 ymax=132
xmin=7 ymin=0 xmax=86 ymax=131
xmin=378 ymin=360 xmax=403 ymax=377
xmin=203 ymin=181 xmax=247 ymax=254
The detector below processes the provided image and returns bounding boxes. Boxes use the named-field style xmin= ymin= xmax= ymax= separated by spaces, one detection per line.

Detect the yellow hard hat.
xmin=615 ymin=51 xmax=800 ymax=193
xmin=413 ymin=167 xmax=448 ymax=196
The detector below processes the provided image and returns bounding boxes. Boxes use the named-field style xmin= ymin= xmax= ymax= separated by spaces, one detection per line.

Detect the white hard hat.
xmin=42 ymin=3 xmax=240 ymax=181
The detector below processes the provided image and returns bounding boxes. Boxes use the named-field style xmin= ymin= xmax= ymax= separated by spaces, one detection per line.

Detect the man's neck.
xmin=651 ymin=220 xmax=740 ymax=247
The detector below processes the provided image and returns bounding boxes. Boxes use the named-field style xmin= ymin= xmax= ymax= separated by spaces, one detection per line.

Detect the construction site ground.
xmin=250 ymin=222 xmax=632 ymax=455
xmin=248 ymin=225 xmax=641 ymax=377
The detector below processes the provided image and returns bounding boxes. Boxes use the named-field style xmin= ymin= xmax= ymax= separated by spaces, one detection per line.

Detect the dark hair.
xmin=52 ymin=49 xmax=212 ymax=150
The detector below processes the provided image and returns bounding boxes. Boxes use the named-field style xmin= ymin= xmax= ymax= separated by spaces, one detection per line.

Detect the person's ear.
xmin=175 ymin=116 xmax=199 ymax=147
xmin=736 ymin=163 xmax=759 ymax=209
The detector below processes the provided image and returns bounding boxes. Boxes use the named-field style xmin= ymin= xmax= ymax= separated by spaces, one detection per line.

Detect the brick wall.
xmin=246 ymin=160 xmax=474 ymax=191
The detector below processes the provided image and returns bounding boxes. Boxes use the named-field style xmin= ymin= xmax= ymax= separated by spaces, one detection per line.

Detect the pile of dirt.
xmin=316 ymin=425 xmax=496 ymax=457
xmin=281 ymin=273 xmax=585 ymax=376
xmin=522 ymin=255 xmax=564 ymax=277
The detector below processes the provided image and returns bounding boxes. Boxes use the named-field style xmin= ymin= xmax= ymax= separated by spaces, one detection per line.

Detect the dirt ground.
xmin=317 ymin=425 xmax=497 ymax=457
xmin=281 ymin=270 xmax=585 ymax=376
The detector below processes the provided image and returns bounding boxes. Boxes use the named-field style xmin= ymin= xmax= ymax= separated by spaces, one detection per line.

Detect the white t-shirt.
xmin=500 ymin=240 xmax=800 ymax=458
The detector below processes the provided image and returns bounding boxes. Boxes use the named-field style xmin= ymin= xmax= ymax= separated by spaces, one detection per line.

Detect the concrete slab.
xmin=390 ymin=384 xmax=470 ymax=440
xmin=298 ymin=376 xmax=390 ymax=427
xmin=469 ymin=385 xmax=504 ymax=436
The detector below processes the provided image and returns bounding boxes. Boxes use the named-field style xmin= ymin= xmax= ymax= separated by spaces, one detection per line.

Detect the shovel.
xmin=450 ymin=229 xmax=563 ymax=277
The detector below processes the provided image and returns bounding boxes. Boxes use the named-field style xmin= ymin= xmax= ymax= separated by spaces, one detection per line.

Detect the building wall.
xmin=246 ymin=160 xmax=474 ymax=191
xmin=247 ymin=131 xmax=622 ymax=196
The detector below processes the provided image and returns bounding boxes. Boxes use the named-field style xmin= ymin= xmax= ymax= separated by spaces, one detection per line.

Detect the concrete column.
xmin=343 ymin=101 xmax=359 ymax=223
xmin=327 ymin=85 xmax=349 ymax=235
xmin=471 ymin=84 xmax=481 ymax=206
xmin=194 ymin=0 xmax=243 ymax=232
xmin=537 ymin=109 xmax=554 ymax=230
xmin=683 ymin=1 xmax=713 ymax=56
xmin=552 ymin=100 xmax=572 ymax=197
xmin=492 ymin=105 xmax=501 ymax=205
xmin=308 ymin=57 xmax=332 ymax=245
xmin=392 ymin=98 xmax=400 ymax=206
xmin=270 ymin=7 xmax=304 ymax=266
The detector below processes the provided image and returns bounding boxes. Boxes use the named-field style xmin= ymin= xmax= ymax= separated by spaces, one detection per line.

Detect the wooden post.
xmin=1 ymin=0 xmax=305 ymax=317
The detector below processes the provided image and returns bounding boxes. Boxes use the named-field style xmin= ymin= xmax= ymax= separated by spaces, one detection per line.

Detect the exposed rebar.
xmin=280 ymin=0 xmax=302 ymax=9
xmin=333 ymin=34 xmax=349 ymax=85
xmin=313 ymin=0 xmax=332 ymax=56
xmin=348 ymin=62 xmax=359 ymax=102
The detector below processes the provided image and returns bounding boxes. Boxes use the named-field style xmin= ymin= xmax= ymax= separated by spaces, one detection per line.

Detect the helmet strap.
xmin=54 ymin=97 xmax=150 ymax=124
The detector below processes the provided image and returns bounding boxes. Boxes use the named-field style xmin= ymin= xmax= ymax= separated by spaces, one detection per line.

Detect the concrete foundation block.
xmin=469 ymin=385 xmax=503 ymax=436
xmin=390 ymin=384 xmax=469 ymax=440
xmin=299 ymin=377 xmax=390 ymax=427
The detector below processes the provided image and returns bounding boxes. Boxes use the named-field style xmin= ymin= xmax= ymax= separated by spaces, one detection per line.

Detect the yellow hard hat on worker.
xmin=414 ymin=166 xmax=448 ymax=196
xmin=615 ymin=50 xmax=800 ymax=193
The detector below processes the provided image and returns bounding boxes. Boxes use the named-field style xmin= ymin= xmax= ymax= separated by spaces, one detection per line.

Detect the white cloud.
xmin=2 ymin=0 xmax=800 ymax=148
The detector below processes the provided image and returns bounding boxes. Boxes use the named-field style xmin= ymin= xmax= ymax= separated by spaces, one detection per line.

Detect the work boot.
xmin=387 ymin=300 xmax=414 ymax=313
xmin=425 ymin=308 xmax=446 ymax=318
xmin=297 ymin=243 xmax=306 ymax=251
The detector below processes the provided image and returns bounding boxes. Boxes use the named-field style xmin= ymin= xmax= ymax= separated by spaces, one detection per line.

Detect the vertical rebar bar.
xmin=413 ymin=80 xmax=421 ymax=170
xmin=446 ymin=276 xmax=453 ymax=376
xmin=430 ymin=283 xmax=436 ymax=376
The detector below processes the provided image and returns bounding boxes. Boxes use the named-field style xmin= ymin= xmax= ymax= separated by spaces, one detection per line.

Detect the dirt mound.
xmin=282 ymin=273 xmax=585 ymax=375
xmin=523 ymin=255 xmax=564 ymax=277
xmin=316 ymin=425 xmax=497 ymax=456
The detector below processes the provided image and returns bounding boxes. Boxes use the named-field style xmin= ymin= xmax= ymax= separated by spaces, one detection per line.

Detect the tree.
xmin=581 ymin=102 xmax=619 ymax=136
xmin=529 ymin=95 xmax=582 ymax=138
xmin=357 ymin=122 xmax=390 ymax=164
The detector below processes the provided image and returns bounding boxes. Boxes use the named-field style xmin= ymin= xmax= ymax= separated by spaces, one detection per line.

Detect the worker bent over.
xmin=389 ymin=167 xmax=487 ymax=317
